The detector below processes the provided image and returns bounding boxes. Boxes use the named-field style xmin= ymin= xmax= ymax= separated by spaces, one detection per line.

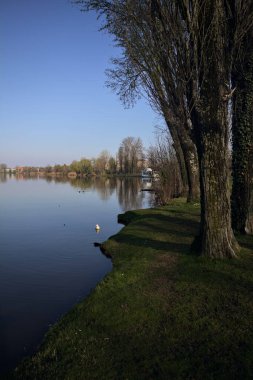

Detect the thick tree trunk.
xmin=195 ymin=125 xmax=238 ymax=258
xmin=191 ymin=0 xmax=239 ymax=258
xmin=231 ymin=41 xmax=253 ymax=233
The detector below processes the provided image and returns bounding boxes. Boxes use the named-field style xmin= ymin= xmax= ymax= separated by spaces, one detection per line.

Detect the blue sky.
xmin=0 ymin=0 xmax=160 ymax=167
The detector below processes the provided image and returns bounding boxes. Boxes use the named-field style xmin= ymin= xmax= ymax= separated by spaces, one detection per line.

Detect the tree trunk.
xmin=179 ymin=121 xmax=199 ymax=202
xmin=165 ymin=117 xmax=199 ymax=202
xmin=195 ymin=123 xmax=238 ymax=258
xmin=167 ymin=121 xmax=188 ymax=193
xmin=231 ymin=40 xmax=253 ymax=233
xmin=191 ymin=0 xmax=239 ymax=258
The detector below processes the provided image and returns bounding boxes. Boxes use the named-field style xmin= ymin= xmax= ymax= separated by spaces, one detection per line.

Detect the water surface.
xmin=0 ymin=175 xmax=154 ymax=374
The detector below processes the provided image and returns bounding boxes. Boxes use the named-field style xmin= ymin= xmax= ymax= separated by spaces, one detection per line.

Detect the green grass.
xmin=11 ymin=200 xmax=253 ymax=379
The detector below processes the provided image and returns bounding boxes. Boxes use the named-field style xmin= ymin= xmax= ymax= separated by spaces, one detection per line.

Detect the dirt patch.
xmin=150 ymin=252 xmax=178 ymax=270
xmin=146 ymin=253 xmax=178 ymax=301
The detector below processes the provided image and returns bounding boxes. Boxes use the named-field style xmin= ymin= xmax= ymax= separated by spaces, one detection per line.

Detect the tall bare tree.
xmin=103 ymin=2 xmax=199 ymax=201
xmin=147 ymin=129 xmax=183 ymax=203
xmin=94 ymin=150 xmax=111 ymax=174
xmin=118 ymin=136 xmax=144 ymax=174
xmin=76 ymin=0 xmax=253 ymax=258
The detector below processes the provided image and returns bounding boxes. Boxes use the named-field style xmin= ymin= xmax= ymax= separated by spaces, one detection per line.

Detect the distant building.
xmin=141 ymin=168 xmax=153 ymax=178
xmin=16 ymin=166 xmax=24 ymax=174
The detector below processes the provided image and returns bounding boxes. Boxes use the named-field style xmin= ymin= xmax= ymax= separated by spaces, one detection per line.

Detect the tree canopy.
xmin=76 ymin=0 xmax=253 ymax=258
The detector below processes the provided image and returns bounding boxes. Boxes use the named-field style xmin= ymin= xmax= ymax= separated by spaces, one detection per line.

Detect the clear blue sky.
xmin=0 ymin=0 xmax=161 ymax=167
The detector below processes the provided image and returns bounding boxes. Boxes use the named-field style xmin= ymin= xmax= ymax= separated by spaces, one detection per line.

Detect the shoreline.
xmin=11 ymin=199 xmax=253 ymax=379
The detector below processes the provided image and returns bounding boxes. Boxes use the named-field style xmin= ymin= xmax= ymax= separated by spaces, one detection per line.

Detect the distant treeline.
xmin=4 ymin=136 xmax=151 ymax=177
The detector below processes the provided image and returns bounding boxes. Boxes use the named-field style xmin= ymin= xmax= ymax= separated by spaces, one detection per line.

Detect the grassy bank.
xmin=12 ymin=200 xmax=253 ymax=379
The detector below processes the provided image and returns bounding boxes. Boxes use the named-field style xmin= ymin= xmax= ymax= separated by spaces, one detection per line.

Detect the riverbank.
xmin=12 ymin=200 xmax=253 ymax=379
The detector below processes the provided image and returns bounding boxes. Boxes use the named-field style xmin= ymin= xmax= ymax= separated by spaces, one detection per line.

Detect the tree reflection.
xmin=0 ymin=173 xmax=7 ymax=183
xmin=116 ymin=177 xmax=144 ymax=211
xmin=93 ymin=177 xmax=116 ymax=201
xmin=67 ymin=176 xmax=148 ymax=210
xmin=4 ymin=175 xmax=152 ymax=210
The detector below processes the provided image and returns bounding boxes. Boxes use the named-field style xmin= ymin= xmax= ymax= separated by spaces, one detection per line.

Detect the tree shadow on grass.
xmin=137 ymin=217 xmax=199 ymax=237
xmin=112 ymin=232 xmax=191 ymax=255
xmin=118 ymin=208 xmax=200 ymax=225
xmin=112 ymin=213 xmax=200 ymax=256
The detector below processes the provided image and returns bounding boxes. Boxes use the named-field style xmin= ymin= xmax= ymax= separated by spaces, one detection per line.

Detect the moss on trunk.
xmin=231 ymin=39 xmax=253 ymax=234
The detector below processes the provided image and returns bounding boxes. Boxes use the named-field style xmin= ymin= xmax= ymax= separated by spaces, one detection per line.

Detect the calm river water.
xmin=0 ymin=175 xmax=154 ymax=374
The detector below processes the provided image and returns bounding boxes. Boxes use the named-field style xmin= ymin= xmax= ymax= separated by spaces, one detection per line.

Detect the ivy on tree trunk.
xmin=231 ymin=39 xmax=253 ymax=234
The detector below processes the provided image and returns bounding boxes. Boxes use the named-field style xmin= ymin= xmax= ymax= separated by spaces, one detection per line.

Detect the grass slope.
xmin=12 ymin=200 xmax=253 ymax=380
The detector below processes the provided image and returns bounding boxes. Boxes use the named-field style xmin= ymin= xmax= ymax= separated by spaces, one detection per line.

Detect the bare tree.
xmin=94 ymin=150 xmax=111 ymax=174
xmin=103 ymin=2 xmax=199 ymax=201
xmin=74 ymin=1 xmax=199 ymax=201
xmin=118 ymin=136 xmax=144 ymax=174
xmin=117 ymin=146 xmax=124 ymax=173
xmin=108 ymin=156 xmax=117 ymax=174
xmin=147 ymin=129 xmax=183 ymax=203
xmin=76 ymin=0 xmax=253 ymax=258
xmin=147 ymin=0 xmax=251 ymax=257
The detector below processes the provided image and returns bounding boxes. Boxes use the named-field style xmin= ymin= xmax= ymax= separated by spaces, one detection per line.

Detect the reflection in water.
xmin=52 ymin=176 xmax=152 ymax=210
xmin=7 ymin=175 xmax=154 ymax=210
xmin=117 ymin=177 xmax=145 ymax=211
xmin=0 ymin=176 xmax=154 ymax=375
xmin=3 ymin=175 xmax=154 ymax=212
xmin=0 ymin=173 xmax=7 ymax=183
xmin=68 ymin=176 xmax=94 ymax=189
xmin=92 ymin=177 xmax=116 ymax=201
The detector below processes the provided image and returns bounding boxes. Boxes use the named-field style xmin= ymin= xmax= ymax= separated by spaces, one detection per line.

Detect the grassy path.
xmin=12 ymin=200 xmax=253 ymax=379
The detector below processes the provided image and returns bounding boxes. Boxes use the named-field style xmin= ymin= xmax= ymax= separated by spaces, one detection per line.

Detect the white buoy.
xmin=95 ymin=224 xmax=100 ymax=230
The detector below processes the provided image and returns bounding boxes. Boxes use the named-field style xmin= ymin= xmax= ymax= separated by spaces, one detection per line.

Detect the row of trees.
xmin=62 ymin=139 xmax=145 ymax=175
xmin=12 ymin=137 xmax=147 ymax=176
xmin=76 ymin=0 xmax=253 ymax=259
